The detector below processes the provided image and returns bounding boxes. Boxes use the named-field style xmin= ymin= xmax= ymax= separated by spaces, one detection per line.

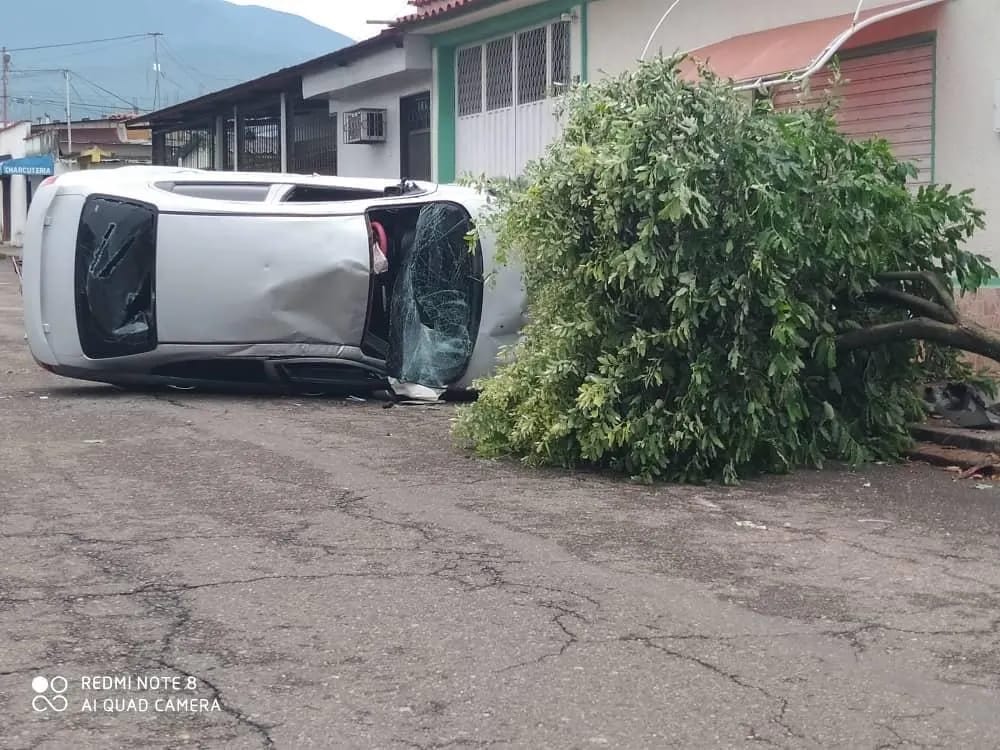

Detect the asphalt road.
xmin=2 ymin=262 xmax=1000 ymax=749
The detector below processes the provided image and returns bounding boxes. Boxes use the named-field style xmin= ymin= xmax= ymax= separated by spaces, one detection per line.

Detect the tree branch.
xmin=875 ymin=271 xmax=959 ymax=322
xmin=837 ymin=317 xmax=1000 ymax=364
xmin=868 ymin=286 xmax=956 ymax=324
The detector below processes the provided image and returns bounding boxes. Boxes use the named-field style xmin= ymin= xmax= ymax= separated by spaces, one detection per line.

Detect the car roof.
xmin=51 ymin=166 xmax=437 ymax=192
xmin=45 ymin=166 xmax=487 ymax=217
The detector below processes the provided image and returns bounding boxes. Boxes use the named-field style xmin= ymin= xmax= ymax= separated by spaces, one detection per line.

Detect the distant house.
xmin=0 ymin=115 xmax=152 ymax=246
xmin=128 ymin=29 xmax=431 ymax=181
xmin=33 ymin=115 xmax=152 ymax=168
xmin=0 ymin=121 xmax=33 ymax=245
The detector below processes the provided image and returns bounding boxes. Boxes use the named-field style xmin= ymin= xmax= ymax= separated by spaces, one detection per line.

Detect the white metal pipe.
xmin=640 ymin=0 xmax=685 ymax=61
xmin=732 ymin=0 xmax=945 ymax=92
xmin=63 ymin=70 xmax=72 ymax=154
xmin=852 ymin=0 xmax=867 ymax=26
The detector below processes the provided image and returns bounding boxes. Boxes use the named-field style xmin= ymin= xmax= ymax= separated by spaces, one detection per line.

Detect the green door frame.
xmin=429 ymin=0 xmax=589 ymax=183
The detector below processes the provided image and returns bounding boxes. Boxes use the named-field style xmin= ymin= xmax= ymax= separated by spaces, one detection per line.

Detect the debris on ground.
xmin=906 ymin=442 xmax=1000 ymax=480
xmin=923 ymin=382 xmax=1000 ymax=429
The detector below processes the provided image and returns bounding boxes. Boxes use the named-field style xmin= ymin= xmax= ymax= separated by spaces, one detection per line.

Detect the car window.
xmin=156 ymin=182 xmax=272 ymax=202
xmin=75 ymin=196 xmax=158 ymax=358
xmin=282 ymin=185 xmax=385 ymax=202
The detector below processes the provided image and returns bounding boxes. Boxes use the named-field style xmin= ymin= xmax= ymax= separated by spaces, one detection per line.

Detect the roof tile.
xmin=396 ymin=0 xmax=484 ymax=25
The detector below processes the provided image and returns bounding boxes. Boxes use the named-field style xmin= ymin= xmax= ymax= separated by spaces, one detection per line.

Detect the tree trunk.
xmin=837 ymin=317 xmax=1000 ymax=364
xmin=835 ymin=271 xmax=1000 ymax=366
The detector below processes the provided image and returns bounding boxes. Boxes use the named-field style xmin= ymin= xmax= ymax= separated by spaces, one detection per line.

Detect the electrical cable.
xmin=4 ymin=33 xmax=155 ymax=53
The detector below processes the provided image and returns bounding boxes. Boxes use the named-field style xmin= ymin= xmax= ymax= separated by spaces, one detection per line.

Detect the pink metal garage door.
xmin=771 ymin=42 xmax=935 ymax=186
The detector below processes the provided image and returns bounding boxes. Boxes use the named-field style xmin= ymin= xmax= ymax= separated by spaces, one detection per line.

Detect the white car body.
xmin=20 ymin=166 xmax=525 ymax=395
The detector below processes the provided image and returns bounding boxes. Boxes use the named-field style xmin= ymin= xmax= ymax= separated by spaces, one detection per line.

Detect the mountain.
xmin=3 ymin=0 xmax=354 ymax=120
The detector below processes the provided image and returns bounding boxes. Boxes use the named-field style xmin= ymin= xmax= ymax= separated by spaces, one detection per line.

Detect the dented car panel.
xmin=20 ymin=166 xmax=526 ymax=396
xmin=156 ymin=213 xmax=370 ymax=345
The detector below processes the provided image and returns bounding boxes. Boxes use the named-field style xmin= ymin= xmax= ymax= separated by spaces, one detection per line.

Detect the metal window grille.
xmin=457 ymin=46 xmax=483 ymax=117
xmin=551 ymin=20 xmax=571 ymax=89
xmin=222 ymin=117 xmax=236 ymax=170
xmin=403 ymin=92 xmax=431 ymax=133
xmin=239 ymin=105 xmax=281 ymax=172
xmin=162 ymin=127 xmax=215 ymax=169
xmin=343 ymin=108 xmax=387 ymax=144
xmin=291 ymin=105 xmax=337 ymax=175
xmin=485 ymin=37 xmax=513 ymax=111
xmin=517 ymin=27 xmax=548 ymax=104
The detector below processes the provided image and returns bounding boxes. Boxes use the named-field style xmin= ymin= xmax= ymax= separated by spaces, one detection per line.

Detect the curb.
xmin=910 ymin=423 xmax=1000 ymax=454
xmin=906 ymin=442 xmax=999 ymax=471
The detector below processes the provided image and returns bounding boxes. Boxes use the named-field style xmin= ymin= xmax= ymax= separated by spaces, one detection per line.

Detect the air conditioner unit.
xmin=343 ymin=108 xmax=387 ymax=145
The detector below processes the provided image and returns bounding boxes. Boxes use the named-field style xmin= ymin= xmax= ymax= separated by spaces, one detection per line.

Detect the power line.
xmin=11 ymin=67 xmax=152 ymax=105
xmin=66 ymin=70 xmax=139 ymax=111
xmin=12 ymin=96 xmax=120 ymax=112
xmin=4 ymin=33 xmax=156 ymax=53
xmin=11 ymin=37 xmax=147 ymax=63
xmin=158 ymin=37 xmax=236 ymax=84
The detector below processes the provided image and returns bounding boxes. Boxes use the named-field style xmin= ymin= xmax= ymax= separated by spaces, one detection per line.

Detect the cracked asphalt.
xmin=2 ymin=263 xmax=1000 ymax=749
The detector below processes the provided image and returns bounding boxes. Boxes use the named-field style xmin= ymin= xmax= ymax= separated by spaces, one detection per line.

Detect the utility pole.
xmin=2 ymin=48 xmax=10 ymax=127
xmin=63 ymin=69 xmax=72 ymax=154
xmin=150 ymin=32 xmax=163 ymax=110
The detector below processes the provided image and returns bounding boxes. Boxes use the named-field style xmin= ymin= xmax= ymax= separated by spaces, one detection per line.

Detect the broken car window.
xmin=75 ymin=196 xmax=158 ymax=358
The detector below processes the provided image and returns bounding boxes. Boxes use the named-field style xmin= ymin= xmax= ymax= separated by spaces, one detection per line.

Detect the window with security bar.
xmin=517 ymin=27 xmax=547 ymax=104
xmin=551 ymin=20 xmax=571 ymax=91
xmin=457 ymin=46 xmax=483 ymax=116
xmin=485 ymin=37 xmax=513 ymax=111
xmin=458 ymin=19 xmax=573 ymax=114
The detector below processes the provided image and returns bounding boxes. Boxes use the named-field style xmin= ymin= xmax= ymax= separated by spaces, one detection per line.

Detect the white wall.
xmin=586 ymin=0 xmax=1000 ymax=265
xmin=303 ymin=38 xmax=431 ymax=100
xmin=331 ymin=80 xmax=431 ymax=179
xmin=587 ymin=0 xmax=902 ymax=77
xmin=933 ymin=1 xmax=1000 ymax=264
xmin=0 ymin=122 xmax=32 ymax=246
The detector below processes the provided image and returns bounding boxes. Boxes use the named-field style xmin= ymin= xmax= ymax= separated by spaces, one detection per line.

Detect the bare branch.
xmin=868 ymin=286 xmax=956 ymax=324
xmin=837 ymin=317 xmax=1000 ymax=364
xmin=875 ymin=271 xmax=959 ymax=322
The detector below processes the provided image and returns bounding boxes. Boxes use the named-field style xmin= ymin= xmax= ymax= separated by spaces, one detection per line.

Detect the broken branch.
xmin=869 ymin=286 xmax=956 ymax=324
xmin=837 ymin=317 xmax=1000 ymax=364
xmin=876 ymin=271 xmax=959 ymax=322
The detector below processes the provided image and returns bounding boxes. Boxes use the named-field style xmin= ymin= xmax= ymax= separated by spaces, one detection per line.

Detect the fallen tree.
xmin=839 ymin=271 xmax=1000 ymax=361
xmin=454 ymin=57 xmax=997 ymax=483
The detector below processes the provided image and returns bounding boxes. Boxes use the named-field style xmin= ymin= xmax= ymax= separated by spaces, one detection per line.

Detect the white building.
xmin=0 ymin=122 xmax=35 ymax=247
xmin=303 ymin=32 xmax=433 ymax=181
xmin=137 ymin=30 xmax=433 ymax=182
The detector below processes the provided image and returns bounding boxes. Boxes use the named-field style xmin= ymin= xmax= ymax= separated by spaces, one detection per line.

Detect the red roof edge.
xmin=394 ymin=0 xmax=495 ymax=27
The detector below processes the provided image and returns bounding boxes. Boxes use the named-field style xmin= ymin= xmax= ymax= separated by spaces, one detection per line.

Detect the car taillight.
xmin=40 ymin=175 xmax=58 ymax=187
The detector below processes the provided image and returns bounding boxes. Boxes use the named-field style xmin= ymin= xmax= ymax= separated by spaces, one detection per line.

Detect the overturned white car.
xmin=20 ymin=166 xmax=525 ymax=396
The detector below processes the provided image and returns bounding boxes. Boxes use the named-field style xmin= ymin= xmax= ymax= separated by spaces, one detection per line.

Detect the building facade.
xmin=400 ymin=0 xmax=996 ymax=247
xmin=392 ymin=0 xmax=1000 ymax=356
xmin=302 ymin=32 xmax=433 ymax=181
xmin=136 ymin=30 xmax=432 ymax=182
xmin=397 ymin=0 xmax=588 ymax=183
xmin=0 ymin=122 xmax=33 ymax=246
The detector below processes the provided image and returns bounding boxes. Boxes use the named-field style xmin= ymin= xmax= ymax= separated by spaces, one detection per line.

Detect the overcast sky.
xmin=225 ymin=1 xmax=415 ymax=42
